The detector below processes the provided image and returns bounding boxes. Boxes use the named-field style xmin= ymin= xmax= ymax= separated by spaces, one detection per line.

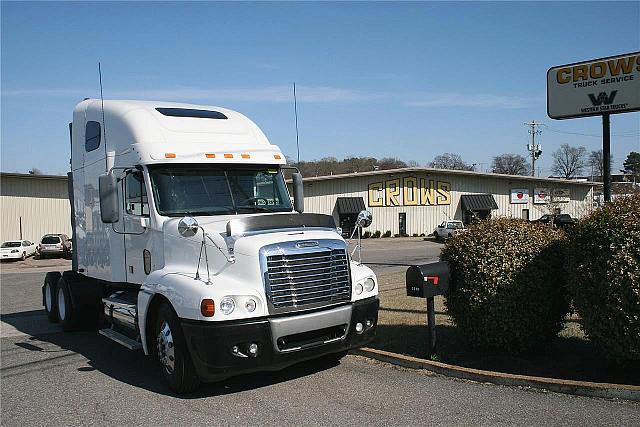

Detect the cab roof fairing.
xmin=72 ymin=99 xmax=283 ymax=167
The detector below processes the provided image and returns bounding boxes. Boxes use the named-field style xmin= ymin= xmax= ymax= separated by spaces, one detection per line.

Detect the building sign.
xmin=368 ymin=177 xmax=451 ymax=207
xmin=552 ymin=188 xmax=570 ymax=203
xmin=547 ymin=52 xmax=640 ymax=119
xmin=510 ymin=188 xmax=529 ymax=204
xmin=533 ymin=188 xmax=550 ymax=204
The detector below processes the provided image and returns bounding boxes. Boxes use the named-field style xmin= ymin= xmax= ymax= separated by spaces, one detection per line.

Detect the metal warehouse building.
xmin=0 ymin=173 xmax=72 ymax=243
xmin=297 ymin=168 xmax=595 ymax=237
xmin=1 ymin=168 xmax=595 ymax=243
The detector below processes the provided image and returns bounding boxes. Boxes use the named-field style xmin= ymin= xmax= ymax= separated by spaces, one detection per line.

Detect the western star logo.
xmin=588 ymin=90 xmax=618 ymax=106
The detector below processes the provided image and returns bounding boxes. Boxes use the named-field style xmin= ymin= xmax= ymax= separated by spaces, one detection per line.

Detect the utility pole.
xmin=525 ymin=121 xmax=543 ymax=177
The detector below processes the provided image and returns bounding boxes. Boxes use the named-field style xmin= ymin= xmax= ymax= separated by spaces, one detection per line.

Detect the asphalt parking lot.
xmin=1 ymin=242 xmax=639 ymax=426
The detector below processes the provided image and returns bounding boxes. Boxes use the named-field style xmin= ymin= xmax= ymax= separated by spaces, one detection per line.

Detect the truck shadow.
xmin=1 ymin=309 xmax=344 ymax=398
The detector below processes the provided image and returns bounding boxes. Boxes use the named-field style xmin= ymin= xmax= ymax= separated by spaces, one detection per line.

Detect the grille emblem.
xmin=295 ymin=241 xmax=319 ymax=249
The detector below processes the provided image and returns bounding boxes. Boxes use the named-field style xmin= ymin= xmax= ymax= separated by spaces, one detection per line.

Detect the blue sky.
xmin=2 ymin=1 xmax=639 ymax=176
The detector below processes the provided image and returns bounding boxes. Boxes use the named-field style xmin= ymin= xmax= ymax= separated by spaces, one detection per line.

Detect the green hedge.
xmin=568 ymin=194 xmax=640 ymax=361
xmin=441 ymin=218 xmax=569 ymax=352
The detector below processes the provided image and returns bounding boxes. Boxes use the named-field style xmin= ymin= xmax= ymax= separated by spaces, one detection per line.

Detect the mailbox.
xmin=406 ymin=261 xmax=451 ymax=298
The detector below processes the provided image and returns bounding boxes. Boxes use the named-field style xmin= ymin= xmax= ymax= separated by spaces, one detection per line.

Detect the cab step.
xmin=99 ymin=328 xmax=142 ymax=350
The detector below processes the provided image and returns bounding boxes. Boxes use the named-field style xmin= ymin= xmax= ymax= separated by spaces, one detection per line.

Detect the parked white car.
xmin=1 ymin=240 xmax=38 ymax=261
xmin=433 ymin=220 xmax=466 ymax=240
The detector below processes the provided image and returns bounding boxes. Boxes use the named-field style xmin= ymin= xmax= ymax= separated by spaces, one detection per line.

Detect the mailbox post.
xmin=406 ymin=261 xmax=451 ymax=357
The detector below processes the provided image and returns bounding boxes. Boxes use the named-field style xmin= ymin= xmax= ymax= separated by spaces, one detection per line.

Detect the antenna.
xmin=293 ymin=82 xmax=300 ymax=164
xmin=99 ymin=62 xmax=108 ymax=172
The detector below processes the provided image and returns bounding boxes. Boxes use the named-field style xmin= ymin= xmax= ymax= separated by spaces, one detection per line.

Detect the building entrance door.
xmin=399 ymin=213 xmax=407 ymax=236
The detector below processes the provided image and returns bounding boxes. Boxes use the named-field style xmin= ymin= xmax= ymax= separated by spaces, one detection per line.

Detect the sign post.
xmin=547 ymin=52 xmax=640 ymax=202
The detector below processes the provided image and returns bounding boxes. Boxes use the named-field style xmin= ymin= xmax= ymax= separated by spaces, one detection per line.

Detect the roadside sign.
xmin=547 ymin=52 xmax=640 ymax=120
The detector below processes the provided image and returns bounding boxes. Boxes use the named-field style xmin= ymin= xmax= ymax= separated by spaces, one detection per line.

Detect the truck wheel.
xmin=56 ymin=278 xmax=79 ymax=331
xmin=43 ymin=273 xmax=59 ymax=322
xmin=154 ymin=302 xmax=200 ymax=393
xmin=21 ymin=252 xmax=26 ymax=261
xmin=434 ymin=232 xmax=439 ymax=240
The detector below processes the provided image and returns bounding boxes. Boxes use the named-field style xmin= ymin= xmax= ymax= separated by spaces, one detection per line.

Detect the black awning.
xmin=336 ymin=197 xmax=366 ymax=215
xmin=460 ymin=194 xmax=499 ymax=211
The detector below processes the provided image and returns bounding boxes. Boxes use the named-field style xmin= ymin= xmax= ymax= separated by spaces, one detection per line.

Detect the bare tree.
xmin=428 ymin=153 xmax=474 ymax=171
xmin=377 ymin=157 xmax=408 ymax=170
xmin=587 ymin=149 xmax=614 ymax=181
xmin=28 ymin=168 xmax=42 ymax=175
xmin=551 ymin=144 xmax=587 ymax=179
xmin=491 ymin=154 xmax=530 ymax=176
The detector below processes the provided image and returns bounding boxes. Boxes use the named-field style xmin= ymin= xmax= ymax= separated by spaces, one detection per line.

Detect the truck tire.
xmin=43 ymin=272 xmax=60 ymax=322
xmin=21 ymin=252 xmax=26 ymax=261
xmin=433 ymin=231 xmax=439 ymax=241
xmin=56 ymin=277 xmax=80 ymax=332
xmin=154 ymin=302 xmax=200 ymax=393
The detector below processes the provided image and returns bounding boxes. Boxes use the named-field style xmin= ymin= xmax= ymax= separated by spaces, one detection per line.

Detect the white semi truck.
xmin=43 ymin=100 xmax=379 ymax=393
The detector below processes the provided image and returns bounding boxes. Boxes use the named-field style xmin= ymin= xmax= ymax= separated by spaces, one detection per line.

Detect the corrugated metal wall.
xmin=301 ymin=171 xmax=594 ymax=236
xmin=0 ymin=175 xmax=71 ymax=243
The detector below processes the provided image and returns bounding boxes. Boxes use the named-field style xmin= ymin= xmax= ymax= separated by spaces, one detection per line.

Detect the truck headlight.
xmin=245 ymin=298 xmax=257 ymax=313
xmin=220 ymin=297 xmax=235 ymax=315
xmin=364 ymin=277 xmax=375 ymax=292
xmin=355 ymin=283 xmax=363 ymax=295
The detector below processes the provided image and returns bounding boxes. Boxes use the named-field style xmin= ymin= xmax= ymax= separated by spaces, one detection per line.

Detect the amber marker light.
xmin=241 ymin=153 xmax=250 ymax=159
xmin=205 ymin=153 xmax=216 ymax=158
xmin=201 ymin=299 xmax=215 ymax=317
xmin=273 ymin=154 xmax=282 ymax=160
xmin=164 ymin=153 xmax=176 ymax=159
xmin=224 ymin=153 xmax=234 ymax=159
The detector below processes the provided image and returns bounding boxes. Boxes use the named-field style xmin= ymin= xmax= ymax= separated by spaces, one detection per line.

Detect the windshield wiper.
xmin=237 ymin=206 xmax=271 ymax=213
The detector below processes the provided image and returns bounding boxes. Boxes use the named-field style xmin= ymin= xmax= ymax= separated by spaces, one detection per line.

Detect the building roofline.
xmin=1 ymin=172 xmax=68 ymax=180
xmin=297 ymin=167 xmax=598 ymax=186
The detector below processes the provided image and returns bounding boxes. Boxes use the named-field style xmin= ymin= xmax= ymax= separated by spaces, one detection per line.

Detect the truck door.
xmin=123 ymin=171 xmax=151 ymax=284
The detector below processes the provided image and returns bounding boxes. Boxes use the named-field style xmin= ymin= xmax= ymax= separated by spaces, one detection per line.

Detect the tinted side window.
xmin=85 ymin=121 xmax=101 ymax=152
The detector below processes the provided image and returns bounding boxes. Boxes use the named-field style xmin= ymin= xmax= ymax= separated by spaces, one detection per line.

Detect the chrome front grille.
xmin=262 ymin=241 xmax=351 ymax=314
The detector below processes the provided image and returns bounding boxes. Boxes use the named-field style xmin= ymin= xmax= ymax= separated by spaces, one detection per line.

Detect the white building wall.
xmin=0 ymin=175 xmax=72 ymax=243
xmin=301 ymin=171 xmax=594 ymax=236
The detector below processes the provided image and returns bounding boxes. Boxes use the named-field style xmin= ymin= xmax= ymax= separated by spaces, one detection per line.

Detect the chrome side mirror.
xmin=178 ymin=216 xmax=199 ymax=237
xmin=356 ymin=210 xmax=373 ymax=228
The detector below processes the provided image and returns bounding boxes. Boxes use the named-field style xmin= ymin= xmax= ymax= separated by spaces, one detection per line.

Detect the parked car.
xmin=434 ymin=220 xmax=466 ymax=240
xmin=531 ymin=214 xmax=577 ymax=228
xmin=1 ymin=240 xmax=38 ymax=261
xmin=39 ymin=234 xmax=72 ymax=258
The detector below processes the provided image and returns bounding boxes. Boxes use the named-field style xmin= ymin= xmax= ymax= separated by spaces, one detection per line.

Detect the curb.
xmin=353 ymin=347 xmax=640 ymax=402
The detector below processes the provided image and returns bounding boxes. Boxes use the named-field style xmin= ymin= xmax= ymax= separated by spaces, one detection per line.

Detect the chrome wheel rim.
xmin=57 ymin=287 xmax=66 ymax=321
xmin=157 ymin=321 xmax=175 ymax=374
xmin=45 ymin=283 xmax=52 ymax=312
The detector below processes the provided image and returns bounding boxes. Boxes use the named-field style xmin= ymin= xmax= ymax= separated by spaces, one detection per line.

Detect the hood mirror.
xmin=178 ymin=216 xmax=199 ymax=237
xmin=356 ymin=210 xmax=373 ymax=228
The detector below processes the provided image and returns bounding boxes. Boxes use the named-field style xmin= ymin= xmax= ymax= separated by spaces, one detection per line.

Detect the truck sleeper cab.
xmin=43 ymin=100 xmax=378 ymax=393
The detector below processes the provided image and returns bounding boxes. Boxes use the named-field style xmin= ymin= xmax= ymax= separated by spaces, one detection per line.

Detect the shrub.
xmin=567 ymin=194 xmax=640 ymax=361
xmin=419 ymin=233 xmax=425 ymax=237
xmin=362 ymin=231 xmax=371 ymax=239
xmin=441 ymin=218 xmax=569 ymax=352
xmin=372 ymin=230 xmax=381 ymax=238
xmin=382 ymin=230 xmax=391 ymax=238
xmin=412 ymin=233 xmax=419 ymax=237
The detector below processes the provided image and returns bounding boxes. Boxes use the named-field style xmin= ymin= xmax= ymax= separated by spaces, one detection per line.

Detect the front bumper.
xmin=181 ymin=297 xmax=379 ymax=382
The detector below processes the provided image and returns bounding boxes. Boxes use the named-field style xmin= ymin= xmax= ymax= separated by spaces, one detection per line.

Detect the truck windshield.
xmin=149 ymin=165 xmax=293 ymax=217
